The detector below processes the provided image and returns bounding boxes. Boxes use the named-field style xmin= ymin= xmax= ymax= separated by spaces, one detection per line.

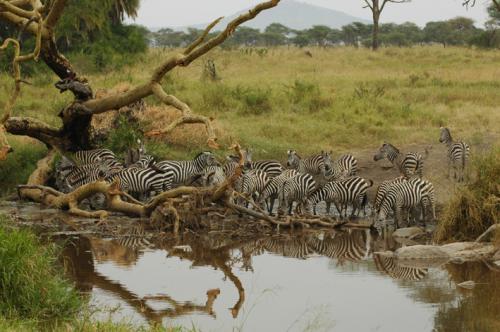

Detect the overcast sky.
xmin=129 ymin=0 xmax=491 ymax=28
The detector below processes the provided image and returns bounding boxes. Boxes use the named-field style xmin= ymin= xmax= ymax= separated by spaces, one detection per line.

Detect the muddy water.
xmin=57 ymin=229 xmax=499 ymax=332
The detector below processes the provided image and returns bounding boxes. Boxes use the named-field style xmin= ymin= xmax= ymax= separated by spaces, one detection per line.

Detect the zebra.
xmin=286 ymin=150 xmax=332 ymax=177
xmin=235 ymin=169 xmax=269 ymax=207
xmin=245 ymin=149 xmax=284 ymax=178
xmin=439 ymin=127 xmax=470 ymax=182
xmin=74 ymin=148 xmax=119 ymax=166
xmin=408 ymin=176 xmax=436 ymax=222
xmin=109 ymin=167 xmax=174 ymax=200
xmin=309 ymin=176 xmax=373 ymax=218
xmin=373 ymin=253 xmax=428 ymax=281
xmin=377 ymin=179 xmax=432 ymax=229
xmin=278 ymin=173 xmax=316 ymax=215
xmin=326 ymin=154 xmax=358 ymax=181
xmin=155 ymin=151 xmax=219 ymax=187
xmin=223 ymin=155 xmax=241 ymax=178
xmin=373 ymin=142 xmax=424 ymax=178
xmin=128 ymin=155 xmax=155 ymax=170
xmin=373 ymin=176 xmax=407 ymax=215
xmin=256 ymin=169 xmax=299 ymax=214
xmin=63 ymin=162 xmax=110 ymax=191
xmin=260 ymin=236 xmax=312 ymax=259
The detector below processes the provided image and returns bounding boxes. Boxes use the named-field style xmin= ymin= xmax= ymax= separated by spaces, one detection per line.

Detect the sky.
xmin=128 ymin=0 xmax=492 ymax=28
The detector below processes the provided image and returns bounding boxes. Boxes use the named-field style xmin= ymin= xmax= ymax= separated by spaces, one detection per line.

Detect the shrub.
xmin=232 ymin=85 xmax=273 ymax=115
xmin=201 ymin=83 xmax=235 ymax=112
xmin=0 ymin=218 xmax=82 ymax=320
xmin=434 ymin=147 xmax=500 ymax=243
xmin=286 ymin=80 xmax=331 ymax=113
xmin=104 ymin=115 xmax=143 ymax=155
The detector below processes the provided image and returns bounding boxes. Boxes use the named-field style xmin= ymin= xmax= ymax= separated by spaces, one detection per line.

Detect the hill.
xmin=171 ymin=0 xmax=369 ymax=31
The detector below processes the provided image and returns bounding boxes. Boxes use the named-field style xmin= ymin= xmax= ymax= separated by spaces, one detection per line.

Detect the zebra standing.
xmin=286 ymin=150 xmax=332 ymax=177
xmin=408 ymin=176 xmax=436 ymax=222
xmin=256 ymin=169 xmax=299 ymax=214
xmin=246 ymin=149 xmax=284 ymax=178
xmin=439 ymin=127 xmax=470 ymax=182
xmin=373 ymin=142 xmax=424 ymax=178
xmin=278 ymin=173 xmax=316 ymax=215
xmin=373 ymin=176 xmax=406 ymax=215
xmin=309 ymin=176 xmax=373 ymax=218
xmin=326 ymin=154 xmax=358 ymax=181
xmin=235 ymin=169 xmax=269 ymax=207
xmin=155 ymin=152 xmax=219 ymax=187
xmin=109 ymin=167 xmax=174 ymax=200
xmin=377 ymin=179 xmax=432 ymax=229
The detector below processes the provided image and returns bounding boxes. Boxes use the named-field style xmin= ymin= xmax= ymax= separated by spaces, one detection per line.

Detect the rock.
xmin=393 ymin=227 xmax=424 ymax=239
xmin=457 ymin=280 xmax=476 ymax=289
xmin=395 ymin=245 xmax=451 ymax=268
xmin=441 ymin=242 xmax=497 ymax=261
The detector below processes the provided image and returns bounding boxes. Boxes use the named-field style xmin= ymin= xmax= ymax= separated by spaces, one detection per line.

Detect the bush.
xmin=434 ymin=147 xmax=500 ymax=243
xmin=0 ymin=218 xmax=82 ymax=320
xmin=0 ymin=141 xmax=46 ymax=196
xmin=286 ymin=80 xmax=331 ymax=113
xmin=103 ymin=115 xmax=143 ymax=155
xmin=232 ymin=85 xmax=273 ymax=115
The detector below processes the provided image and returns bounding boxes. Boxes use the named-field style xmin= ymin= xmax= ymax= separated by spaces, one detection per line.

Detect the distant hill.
xmin=166 ymin=0 xmax=369 ymax=31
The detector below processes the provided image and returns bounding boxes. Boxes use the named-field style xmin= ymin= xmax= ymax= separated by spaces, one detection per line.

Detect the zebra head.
xmin=245 ymin=148 xmax=253 ymax=163
xmin=373 ymin=142 xmax=398 ymax=161
xmin=194 ymin=151 xmax=218 ymax=169
xmin=439 ymin=127 xmax=452 ymax=144
xmin=286 ymin=150 xmax=300 ymax=169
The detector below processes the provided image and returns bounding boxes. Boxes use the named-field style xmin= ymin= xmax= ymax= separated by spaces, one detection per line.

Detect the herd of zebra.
xmin=55 ymin=127 xmax=470 ymax=230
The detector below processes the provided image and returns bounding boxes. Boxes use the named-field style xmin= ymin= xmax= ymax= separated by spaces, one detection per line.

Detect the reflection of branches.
xmin=62 ymin=236 xmax=220 ymax=324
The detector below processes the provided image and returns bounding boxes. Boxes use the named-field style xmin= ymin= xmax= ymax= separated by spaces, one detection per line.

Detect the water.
xmin=58 ymin=230 xmax=500 ymax=332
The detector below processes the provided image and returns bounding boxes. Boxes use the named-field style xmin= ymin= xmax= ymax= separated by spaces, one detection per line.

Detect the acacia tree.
xmin=0 ymin=0 xmax=280 ymax=159
xmin=362 ymin=0 xmax=410 ymax=50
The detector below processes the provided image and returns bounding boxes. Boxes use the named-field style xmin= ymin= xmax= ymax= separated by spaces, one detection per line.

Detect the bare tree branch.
xmin=43 ymin=0 xmax=67 ymax=30
xmin=184 ymin=16 xmax=223 ymax=55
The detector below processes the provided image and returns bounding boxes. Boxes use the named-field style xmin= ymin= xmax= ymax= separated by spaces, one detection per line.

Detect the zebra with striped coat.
xmin=377 ymin=179 xmax=432 ymax=229
xmin=74 ymin=148 xmax=123 ymax=168
xmin=373 ymin=142 xmax=424 ymax=178
xmin=200 ymin=165 xmax=226 ymax=187
xmin=246 ymin=149 xmax=284 ymax=178
xmin=235 ymin=169 xmax=269 ymax=207
xmin=63 ymin=162 xmax=111 ymax=192
xmin=373 ymin=176 xmax=407 ymax=215
xmin=256 ymin=169 xmax=299 ymax=214
xmin=278 ymin=173 xmax=316 ymax=215
xmin=109 ymin=167 xmax=174 ymax=200
xmin=309 ymin=176 xmax=373 ymax=218
xmin=155 ymin=152 xmax=219 ymax=187
xmin=326 ymin=154 xmax=358 ymax=181
xmin=439 ymin=127 xmax=470 ymax=182
xmin=286 ymin=150 xmax=332 ymax=177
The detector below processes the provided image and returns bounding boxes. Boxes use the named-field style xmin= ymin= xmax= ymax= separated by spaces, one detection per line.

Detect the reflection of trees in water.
xmin=61 ymin=229 xmax=498 ymax=331
xmin=61 ymin=236 xmax=221 ymax=325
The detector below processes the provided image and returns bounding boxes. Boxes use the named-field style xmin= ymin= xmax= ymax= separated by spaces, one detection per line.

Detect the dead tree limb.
xmin=0 ymin=0 xmax=281 ymax=151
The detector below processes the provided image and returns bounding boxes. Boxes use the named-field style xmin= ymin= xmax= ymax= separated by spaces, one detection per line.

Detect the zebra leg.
xmin=394 ymin=207 xmax=402 ymax=229
xmin=269 ymin=197 xmax=276 ymax=215
xmin=326 ymin=201 xmax=331 ymax=215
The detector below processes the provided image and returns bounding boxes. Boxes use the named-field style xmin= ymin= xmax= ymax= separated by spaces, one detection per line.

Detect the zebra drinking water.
xmin=439 ymin=127 xmax=470 ymax=182
xmin=256 ymin=169 xmax=299 ymax=214
xmin=278 ymin=173 xmax=316 ymax=215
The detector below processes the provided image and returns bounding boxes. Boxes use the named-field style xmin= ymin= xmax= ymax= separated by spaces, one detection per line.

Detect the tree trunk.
xmin=372 ymin=11 xmax=380 ymax=51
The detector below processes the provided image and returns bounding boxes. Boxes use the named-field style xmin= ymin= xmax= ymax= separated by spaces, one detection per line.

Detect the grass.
xmin=434 ymin=147 xmax=500 ymax=243
xmin=0 ymin=216 xmax=82 ymax=321
xmin=0 ymin=46 xmax=499 ymax=188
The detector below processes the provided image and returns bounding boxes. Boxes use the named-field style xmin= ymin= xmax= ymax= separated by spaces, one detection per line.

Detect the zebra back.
xmin=326 ymin=154 xmax=358 ymax=181
xmin=156 ymin=151 xmax=218 ymax=185
xmin=250 ymin=160 xmax=284 ymax=178
xmin=74 ymin=148 xmax=117 ymax=165
xmin=373 ymin=176 xmax=406 ymax=213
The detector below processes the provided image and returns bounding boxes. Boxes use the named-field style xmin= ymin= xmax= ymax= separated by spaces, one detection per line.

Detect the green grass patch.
xmin=0 ymin=217 xmax=82 ymax=321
